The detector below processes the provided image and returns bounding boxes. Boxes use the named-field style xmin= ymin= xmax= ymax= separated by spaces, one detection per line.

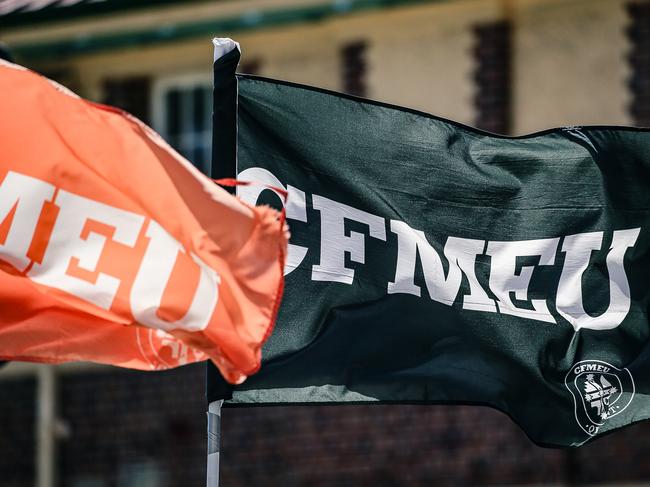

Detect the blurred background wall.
xmin=1 ymin=0 xmax=650 ymax=486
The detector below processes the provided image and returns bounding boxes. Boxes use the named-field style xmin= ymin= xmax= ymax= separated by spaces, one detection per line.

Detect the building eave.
xmin=9 ymin=0 xmax=446 ymax=62
xmin=1 ymin=0 xmax=208 ymax=28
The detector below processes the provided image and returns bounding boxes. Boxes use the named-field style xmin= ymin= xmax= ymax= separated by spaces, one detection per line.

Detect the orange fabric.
xmin=0 ymin=61 xmax=288 ymax=384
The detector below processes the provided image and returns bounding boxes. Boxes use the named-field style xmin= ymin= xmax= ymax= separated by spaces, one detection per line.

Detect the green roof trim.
xmin=1 ymin=0 xmax=211 ymax=27
xmin=10 ymin=0 xmax=444 ymax=61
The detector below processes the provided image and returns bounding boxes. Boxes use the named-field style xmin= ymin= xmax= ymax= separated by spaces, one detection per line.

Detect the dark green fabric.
xmin=224 ymin=74 xmax=650 ymax=448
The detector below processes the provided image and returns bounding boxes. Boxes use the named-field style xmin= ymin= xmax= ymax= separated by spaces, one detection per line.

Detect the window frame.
xmin=151 ymin=72 xmax=213 ymax=174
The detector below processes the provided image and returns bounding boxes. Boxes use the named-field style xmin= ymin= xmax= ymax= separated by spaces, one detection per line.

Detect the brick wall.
xmin=221 ymin=405 xmax=565 ymax=486
xmin=57 ymin=365 xmax=206 ymax=487
xmin=0 ymin=377 xmax=36 ymax=487
xmin=5 ymin=367 xmax=650 ymax=486
xmin=220 ymin=405 xmax=650 ymax=486
xmin=222 ymin=406 xmax=650 ymax=487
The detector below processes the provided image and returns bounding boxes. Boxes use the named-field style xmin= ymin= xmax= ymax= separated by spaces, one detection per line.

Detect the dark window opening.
xmin=160 ymin=82 xmax=212 ymax=173
xmin=627 ymin=1 xmax=650 ymax=127
xmin=472 ymin=21 xmax=512 ymax=134
xmin=103 ymin=76 xmax=151 ymax=125
xmin=239 ymin=59 xmax=262 ymax=75
xmin=341 ymin=40 xmax=368 ymax=97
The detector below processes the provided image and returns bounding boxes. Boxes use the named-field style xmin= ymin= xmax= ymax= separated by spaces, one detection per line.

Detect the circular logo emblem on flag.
xmin=565 ymin=360 xmax=635 ymax=437
xmin=136 ymin=328 xmax=207 ymax=370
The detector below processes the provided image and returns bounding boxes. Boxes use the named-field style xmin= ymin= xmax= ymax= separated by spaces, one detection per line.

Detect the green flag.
xmin=211 ymin=69 xmax=650 ymax=447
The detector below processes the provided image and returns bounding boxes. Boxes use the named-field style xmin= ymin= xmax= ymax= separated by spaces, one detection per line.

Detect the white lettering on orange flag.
xmin=29 ymin=189 xmax=145 ymax=310
xmin=0 ymin=170 xmax=220 ymax=329
xmin=130 ymin=220 xmax=220 ymax=332
xmin=0 ymin=171 xmax=55 ymax=272
xmin=0 ymin=61 xmax=287 ymax=384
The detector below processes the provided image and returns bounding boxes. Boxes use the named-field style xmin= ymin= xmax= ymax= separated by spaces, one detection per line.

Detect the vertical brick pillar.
xmin=472 ymin=21 xmax=512 ymax=134
xmin=341 ymin=41 xmax=368 ymax=97
xmin=627 ymin=1 xmax=650 ymax=127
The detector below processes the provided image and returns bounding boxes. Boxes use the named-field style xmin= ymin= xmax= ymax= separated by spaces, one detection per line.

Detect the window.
xmin=103 ymin=76 xmax=151 ymax=125
xmin=152 ymin=74 xmax=213 ymax=175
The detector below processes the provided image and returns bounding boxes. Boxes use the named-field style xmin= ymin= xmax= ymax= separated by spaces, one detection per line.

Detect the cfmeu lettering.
xmin=0 ymin=170 xmax=220 ymax=332
xmin=238 ymin=167 xmax=640 ymax=331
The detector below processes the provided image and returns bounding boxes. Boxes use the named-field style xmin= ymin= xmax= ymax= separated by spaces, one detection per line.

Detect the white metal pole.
xmin=36 ymin=365 xmax=56 ymax=487
xmin=206 ymin=400 xmax=223 ymax=487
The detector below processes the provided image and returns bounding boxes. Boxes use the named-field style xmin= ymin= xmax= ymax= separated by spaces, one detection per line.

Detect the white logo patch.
xmin=565 ymin=360 xmax=635 ymax=436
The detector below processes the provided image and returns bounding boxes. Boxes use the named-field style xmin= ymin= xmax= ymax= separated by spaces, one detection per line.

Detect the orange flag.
xmin=0 ymin=61 xmax=288 ymax=384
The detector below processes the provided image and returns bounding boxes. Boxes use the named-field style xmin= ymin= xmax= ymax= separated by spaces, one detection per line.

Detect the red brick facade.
xmin=4 ymin=365 xmax=650 ymax=486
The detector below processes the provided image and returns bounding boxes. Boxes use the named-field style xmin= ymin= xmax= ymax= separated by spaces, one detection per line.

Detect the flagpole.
xmin=206 ymin=37 xmax=241 ymax=487
xmin=211 ymin=37 xmax=240 ymax=181
xmin=206 ymin=400 xmax=223 ymax=487
xmin=36 ymin=365 xmax=56 ymax=487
